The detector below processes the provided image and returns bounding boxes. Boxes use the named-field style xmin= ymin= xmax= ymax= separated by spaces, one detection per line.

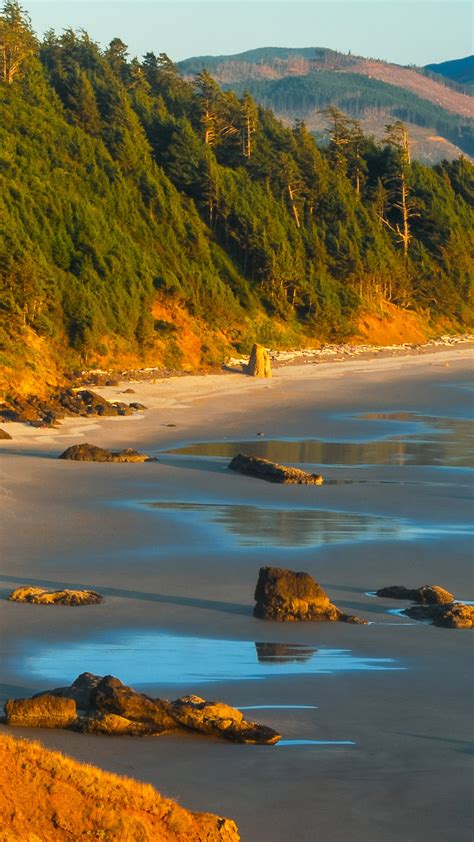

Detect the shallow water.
xmin=16 ymin=633 xmax=404 ymax=687
xmin=163 ymin=412 xmax=473 ymax=468
xmin=144 ymin=501 xmax=472 ymax=548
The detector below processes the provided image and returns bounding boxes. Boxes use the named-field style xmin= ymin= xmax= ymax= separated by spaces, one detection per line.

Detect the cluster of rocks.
xmin=8 ymin=587 xmax=103 ymax=606
xmin=229 ymin=453 xmax=323 ymax=485
xmin=254 ymin=566 xmax=367 ymax=624
xmin=0 ymin=389 xmax=146 ymax=428
xmin=376 ymin=584 xmax=473 ymax=628
xmin=4 ymin=673 xmax=281 ymax=745
xmin=58 ymin=443 xmax=155 ymax=463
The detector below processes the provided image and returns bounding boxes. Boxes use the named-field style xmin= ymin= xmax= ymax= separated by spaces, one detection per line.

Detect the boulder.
xmin=404 ymin=602 xmax=473 ymax=628
xmin=229 ymin=453 xmax=323 ymax=485
xmin=5 ymin=696 xmax=77 ymax=728
xmin=0 ymin=428 xmax=12 ymax=440
xmin=376 ymin=584 xmax=454 ymax=604
xmin=58 ymin=443 xmax=153 ymax=462
xmin=81 ymin=713 xmax=161 ymax=736
xmin=8 ymin=586 xmax=103 ymax=606
xmin=93 ymin=675 xmax=177 ymax=732
xmin=5 ymin=674 xmax=281 ymax=745
xmin=34 ymin=672 xmax=102 ymax=709
xmin=254 ymin=566 xmax=367 ymax=624
xmin=247 ymin=344 xmax=272 ymax=378
xmin=171 ymin=695 xmax=280 ymax=745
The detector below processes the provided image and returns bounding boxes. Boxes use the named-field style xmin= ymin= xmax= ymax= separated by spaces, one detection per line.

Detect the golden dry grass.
xmin=0 ymin=733 xmax=239 ymax=841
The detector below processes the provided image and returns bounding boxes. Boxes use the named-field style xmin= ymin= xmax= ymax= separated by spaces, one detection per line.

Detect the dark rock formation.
xmin=376 ymin=584 xmax=454 ymax=603
xmin=0 ymin=389 xmax=145 ymax=428
xmin=247 ymin=344 xmax=272 ymax=378
xmin=404 ymin=602 xmax=473 ymax=628
xmin=254 ymin=566 xmax=367 ymax=624
xmin=0 ymin=428 xmax=12 ymax=440
xmin=5 ymin=696 xmax=77 ymax=728
xmin=229 ymin=453 xmax=323 ymax=485
xmin=8 ymin=586 xmax=104 ymax=606
xmin=58 ymin=443 xmax=154 ymax=462
xmin=8 ymin=673 xmax=281 ymax=745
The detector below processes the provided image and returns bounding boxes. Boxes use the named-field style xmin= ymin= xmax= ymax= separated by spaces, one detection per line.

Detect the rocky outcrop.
xmin=0 ymin=389 xmax=145 ymax=427
xmin=5 ymin=695 xmax=77 ymax=728
xmin=375 ymin=584 xmax=454 ymax=603
xmin=5 ymin=673 xmax=281 ymax=745
xmin=254 ymin=566 xmax=367 ymax=624
xmin=404 ymin=602 xmax=473 ymax=628
xmin=0 ymin=428 xmax=12 ymax=440
xmin=58 ymin=443 xmax=154 ymax=462
xmin=8 ymin=586 xmax=104 ymax=606
xmin=0 ymin=733 xmax=240 ymax=841
xmin=229 ymin=453 xmax=323 ymax=484
xmin=247 ymin=344 xmax=272 ymax=377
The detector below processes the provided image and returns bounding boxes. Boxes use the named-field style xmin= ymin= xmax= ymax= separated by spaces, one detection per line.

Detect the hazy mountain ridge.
xmin=179 ymin=47 xmax=474 ymax=162
xmin=425 ymin=55 xmax=474 ymax=89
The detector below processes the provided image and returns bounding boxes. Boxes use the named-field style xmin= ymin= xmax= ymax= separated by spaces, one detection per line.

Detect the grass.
xmin=0 ymin=733 xmax=239 ymax=841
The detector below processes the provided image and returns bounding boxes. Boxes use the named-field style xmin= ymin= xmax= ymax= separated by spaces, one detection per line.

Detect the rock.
xmin=0 ymin=428 xmax=12 ymax=439
xmin=404 ymin=602 xmax=473 ymax=628
xmin=7 ymin=674 xmax=281 ymax=745
xmin=5 ymin=696 xmax=77 ymax=728
xmin=129 ymin=402 xmax=147 ymax=410
xmin=229 ymin=453 xmax=323 ymax=485
xmin=34 ymin=672 xmax=102 ymax=709
xmin=122 ymin=388 xmax=136 ymax=394
xmin=82 ymin=713 xmax=161 ymax=736
xmin=376 ymin=584 xmax=454 ymax=603
xmin=254 ymin=566 xmax=367 ymax=624
xmin=93 ymin=675 xmax=177 ymax=732
xmin=247 ymin=343 xmax=272 ymax=377
xmin=171 ymin=695 xmax=280 ymax=745
xmin=58 ymin=443 xmax=153 ymax=462
xmin=8 ymin=586 xmax=103 ymax=606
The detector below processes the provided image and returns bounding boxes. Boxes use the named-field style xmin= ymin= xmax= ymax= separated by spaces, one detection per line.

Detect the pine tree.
xmin=0 ymin=0 xmax=36 ymax=84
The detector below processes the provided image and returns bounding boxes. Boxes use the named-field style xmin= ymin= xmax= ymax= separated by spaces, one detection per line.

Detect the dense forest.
xmin=0 ymin=3 xmax=473 ymax=395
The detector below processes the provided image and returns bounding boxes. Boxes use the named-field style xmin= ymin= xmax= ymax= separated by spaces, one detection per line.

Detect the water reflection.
xmin=17 ymin=633 xmax=404 ymax=686
xmin=164 ymin=413 xmax=473 ymax=468
xmin=145 ymin=501 xmax=472 ymax=548
xmin=256 ymin=642 xmax=317 ymax=663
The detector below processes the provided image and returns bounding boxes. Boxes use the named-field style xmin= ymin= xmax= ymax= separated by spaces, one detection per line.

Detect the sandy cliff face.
xmin=0 ymin=733 xmax=240 ymax=841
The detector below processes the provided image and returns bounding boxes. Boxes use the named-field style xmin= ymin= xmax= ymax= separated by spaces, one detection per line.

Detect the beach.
xmin=0 ymin=346 xmax=473 ymax=842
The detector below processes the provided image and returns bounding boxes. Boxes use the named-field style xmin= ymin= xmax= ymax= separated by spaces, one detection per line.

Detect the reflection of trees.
xmin=150 ymin=502 xmax=403 ymax=547
xmin=166 ymin=414 xmax=473 ymax=468
xmin=215 ymin=506 xmax=401 ymax=547
xmin=255 ymin=642 xmax=317 ymax=663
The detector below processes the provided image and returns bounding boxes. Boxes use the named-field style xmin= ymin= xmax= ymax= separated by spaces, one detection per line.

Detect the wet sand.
xmin=0 ymin=347 xmax=473 ymax=842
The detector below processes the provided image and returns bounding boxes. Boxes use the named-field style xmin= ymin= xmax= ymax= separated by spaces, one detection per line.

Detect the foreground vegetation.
xmin=0 ymin=732 xmax=239 ymax=840
xmin=0 ymin=2 xmax=473 ymax=396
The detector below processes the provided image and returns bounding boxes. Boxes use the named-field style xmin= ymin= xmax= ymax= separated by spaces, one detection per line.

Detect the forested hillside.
xmin=0 ymin=3 xmax=473 ymax=397
xmin=179 ymin=47 xmax=474 ymax=162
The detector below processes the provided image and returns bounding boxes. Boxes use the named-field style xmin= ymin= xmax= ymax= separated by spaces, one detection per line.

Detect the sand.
xmin=0 ymin=346 xmax=473 ymax=842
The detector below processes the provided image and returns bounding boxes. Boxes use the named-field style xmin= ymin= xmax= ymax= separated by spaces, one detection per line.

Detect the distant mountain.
xmin=179 ymin=47 xmax=474 ymax=162
xmin=425 ymin=55 xmax=474 ymax=88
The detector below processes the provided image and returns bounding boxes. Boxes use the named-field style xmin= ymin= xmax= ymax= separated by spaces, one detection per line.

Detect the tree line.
xmin=0 ymin=2 xmax=472 ymax=380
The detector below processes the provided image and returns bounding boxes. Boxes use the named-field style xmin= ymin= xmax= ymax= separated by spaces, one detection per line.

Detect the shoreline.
xmin=0 ymin=346 xmax=473 ymax=842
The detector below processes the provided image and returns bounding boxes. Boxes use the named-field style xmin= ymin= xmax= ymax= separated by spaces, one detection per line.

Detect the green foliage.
xmin=0 ymin=8 xmax=472 ymax=383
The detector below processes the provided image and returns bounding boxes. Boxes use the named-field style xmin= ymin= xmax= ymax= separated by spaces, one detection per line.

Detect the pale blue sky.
xmin=25 ymin=2 xmax=473 ymax=66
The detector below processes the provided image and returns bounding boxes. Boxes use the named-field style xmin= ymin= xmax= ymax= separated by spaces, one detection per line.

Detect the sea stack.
xmin=247 ymin=344 xmax=272 ymax=378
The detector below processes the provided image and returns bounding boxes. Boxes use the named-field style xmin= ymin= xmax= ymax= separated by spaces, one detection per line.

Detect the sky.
xmin=25 ymin=1 xmax=473 ymax=67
